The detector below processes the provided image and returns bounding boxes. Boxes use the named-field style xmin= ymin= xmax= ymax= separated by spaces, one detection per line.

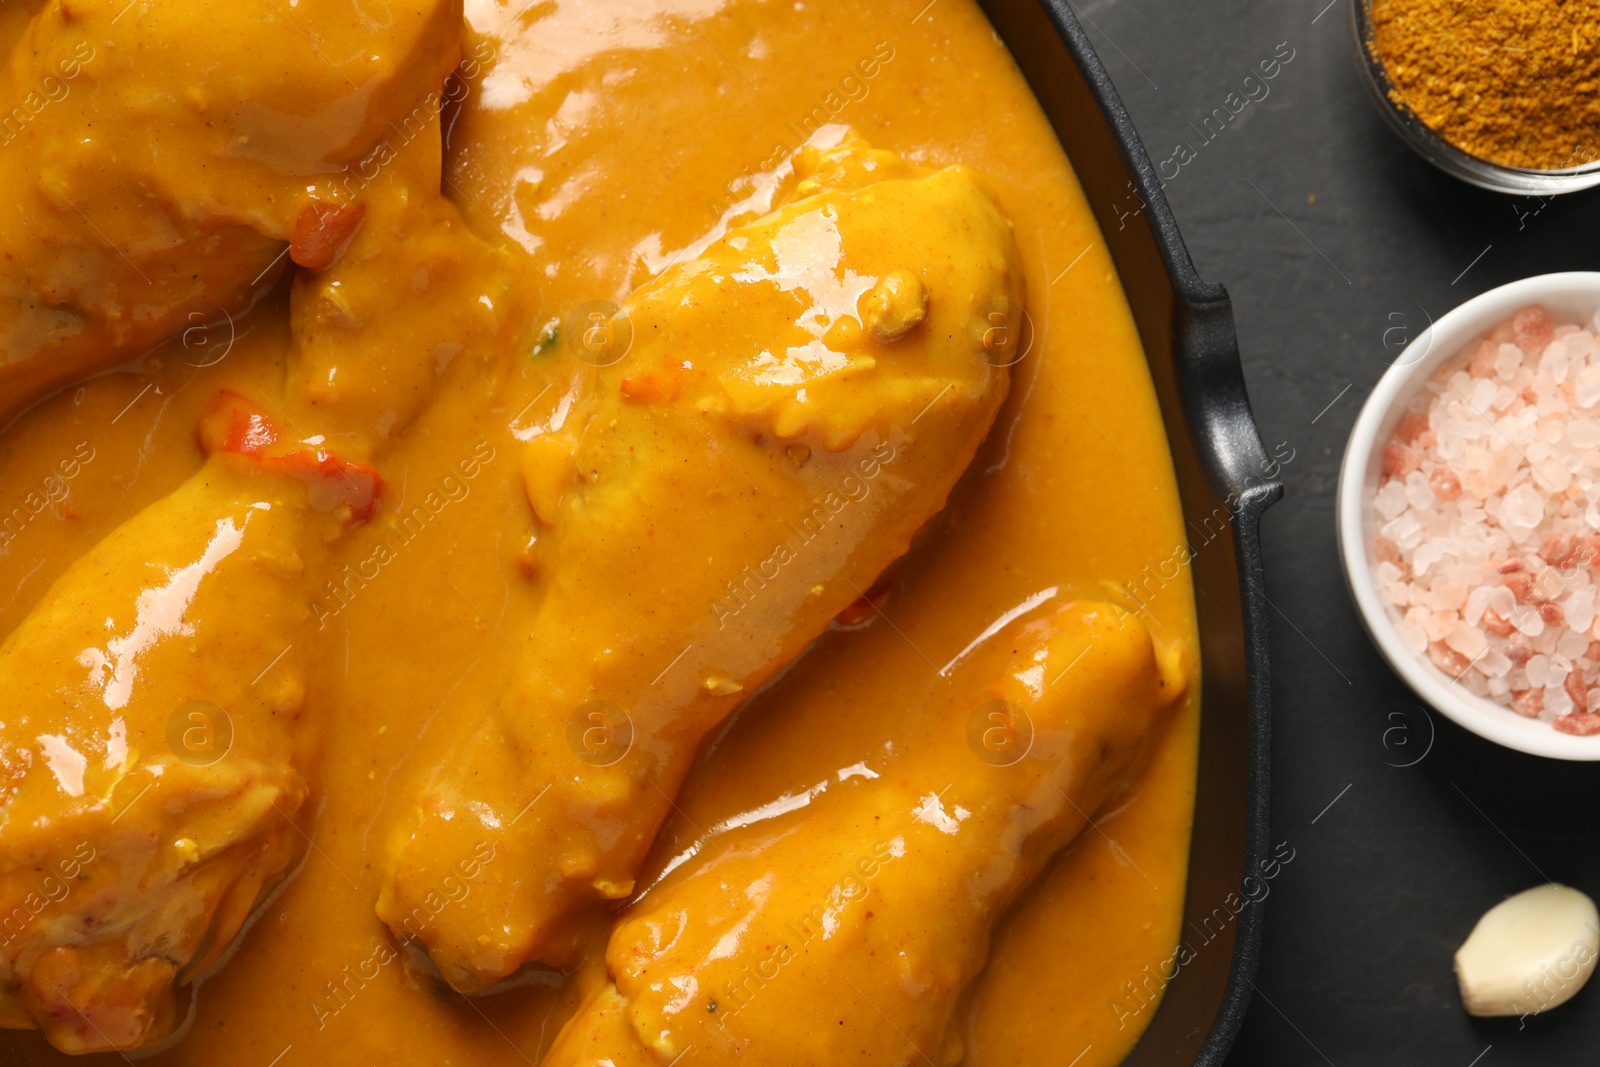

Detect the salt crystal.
xmin=1402 ymin=622 xmax=1428 ymax=654
xmin=1535 ymin=458 xmax=1575 ymax=495
xmin=1377 ymin=561 xmax=1402 ymax=586
xmin=1446 ymin=622 xmax=1487 ymax=659
xmin=1489 ymin=675 xmax=1511 ymax=696
xmin=1512 ymin=603 xmax=1546 ymax=637
xmin=1559 ymin=627 xmax=1594 ymax=661
xmin=1462 ymin=470 xmax=1495 ymax=499
xmin=1472 ymin=377 xmax=1498 ymax=410
xmin=1567 ymin=588 xmax=1597 ymax=632
xmin=1383 ymin=512 xmax=1426 ymax=551
xmin=1426 ymin=610 xmax=1459 ymax=642
xmin=1480 ymin=648 xmax=1512 ymax=678
xmin=1540 ymin=339 xmax=1571 ymax=383
xmin=1528 ymin=653 xmax=1551 ymax=687
xmin=1575 ymin=363 xmax=1600 ymax=408
xmin=1568 ymin=422 xmax=1600 ymax=451
xmin=1464 ymin=584 xmax=1494 ymax=625
xmin=1405 ymin=470 xmax=1436 ymax=510
xmin=1546 ymin=683 xmax=1575 ymax=716
xmin=1430 ymin=582 xmax=1468 ymax=612
xmin=1496 ymin=343 xmax=1525 ymax=380
xmin=1375 ymin=480 xmax=1410 ymax=520
xmin=1502 ymin=483 xmax=1546 ymax=528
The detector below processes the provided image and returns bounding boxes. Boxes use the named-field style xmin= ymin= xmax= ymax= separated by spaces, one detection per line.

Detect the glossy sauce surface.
xmin=0 ymin=1 xmax=1198 ymax=1064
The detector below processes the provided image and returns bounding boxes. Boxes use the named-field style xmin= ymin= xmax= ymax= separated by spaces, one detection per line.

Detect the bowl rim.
xmin=1338 ymin=271 xmax=1600 ymax=759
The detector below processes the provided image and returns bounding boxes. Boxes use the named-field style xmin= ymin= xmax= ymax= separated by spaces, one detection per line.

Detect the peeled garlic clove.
xmin=1455 ymin=883 xmax=1599 ymax=1018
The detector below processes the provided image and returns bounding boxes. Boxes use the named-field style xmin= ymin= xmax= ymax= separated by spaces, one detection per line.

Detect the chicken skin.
xmin=0 ymin=20 xmax=530 ymax=1045
xmin=285 ymin=106 xmax=529 ymax=453
xmin=376 ymin=134 xmax=1026 ymax=990
xmin=0 ymin=0 xmax=463 ymax=420
xmin=0 ymin=44 xmax=530 ymax=1049
xmin=544 ymin=601 xmax=1186 ymax=1067
xmin=0 ymin=394 xmax=377 ymax=1053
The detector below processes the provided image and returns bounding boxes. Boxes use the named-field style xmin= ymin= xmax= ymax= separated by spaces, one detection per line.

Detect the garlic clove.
xmin=1455 ymin=883 xmax=1599 ymax=1018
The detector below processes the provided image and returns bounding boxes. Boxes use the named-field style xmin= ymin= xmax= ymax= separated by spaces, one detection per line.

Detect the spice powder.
xmin=1369 ymin=0 xmax=1600 ymax=171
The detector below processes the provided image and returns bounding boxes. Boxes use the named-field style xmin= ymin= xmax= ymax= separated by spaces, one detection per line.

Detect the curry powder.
xmin=1369 ymin=0 xmax=1600 ymax=170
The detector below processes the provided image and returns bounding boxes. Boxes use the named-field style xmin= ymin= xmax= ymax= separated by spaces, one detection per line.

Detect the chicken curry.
xmin=0 ymin=1 xmax=1201 ymax=1064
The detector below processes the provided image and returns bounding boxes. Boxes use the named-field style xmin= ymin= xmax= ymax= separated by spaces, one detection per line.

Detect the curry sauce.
xmin=0 ymin=1 xmax=1199 ymax=1064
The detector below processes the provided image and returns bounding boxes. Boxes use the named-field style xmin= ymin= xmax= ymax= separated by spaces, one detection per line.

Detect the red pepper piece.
xmin=289 ymin=199 xmax=367 ymax=271
xmin=198 ymin=390 xmax=382 ymax=522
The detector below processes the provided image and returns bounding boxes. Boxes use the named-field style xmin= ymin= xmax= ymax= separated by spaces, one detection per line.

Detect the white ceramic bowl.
xmin=1338 ymin=273 xmax=1600 ymax=759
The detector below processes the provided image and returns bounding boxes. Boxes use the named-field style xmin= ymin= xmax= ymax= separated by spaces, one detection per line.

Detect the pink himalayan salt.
xmin=1557 ymin=711 xmax=1600 ymax=734
xmin=1372 ymin=305 xmax=1600 ymax=733
xmin=1514 ymin=306 xmax=1555 ymax=353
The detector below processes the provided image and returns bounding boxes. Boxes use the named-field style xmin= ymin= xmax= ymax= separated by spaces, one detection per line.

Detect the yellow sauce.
xmin=0 ymin=1 xmax=1199 ymax=1063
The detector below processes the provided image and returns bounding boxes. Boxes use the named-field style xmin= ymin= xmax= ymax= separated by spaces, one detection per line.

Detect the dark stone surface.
xmin=1074 ymin=0 xmax=1600 ymax=1062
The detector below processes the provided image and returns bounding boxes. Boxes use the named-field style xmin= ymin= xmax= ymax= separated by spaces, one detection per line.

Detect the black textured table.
xmin=1077 ymin=1 xmax=1600 ymax=1063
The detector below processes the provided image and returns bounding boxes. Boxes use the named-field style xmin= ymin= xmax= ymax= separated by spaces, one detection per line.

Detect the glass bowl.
xmin=1348 ymin=0 xmax=1600 ymax=196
